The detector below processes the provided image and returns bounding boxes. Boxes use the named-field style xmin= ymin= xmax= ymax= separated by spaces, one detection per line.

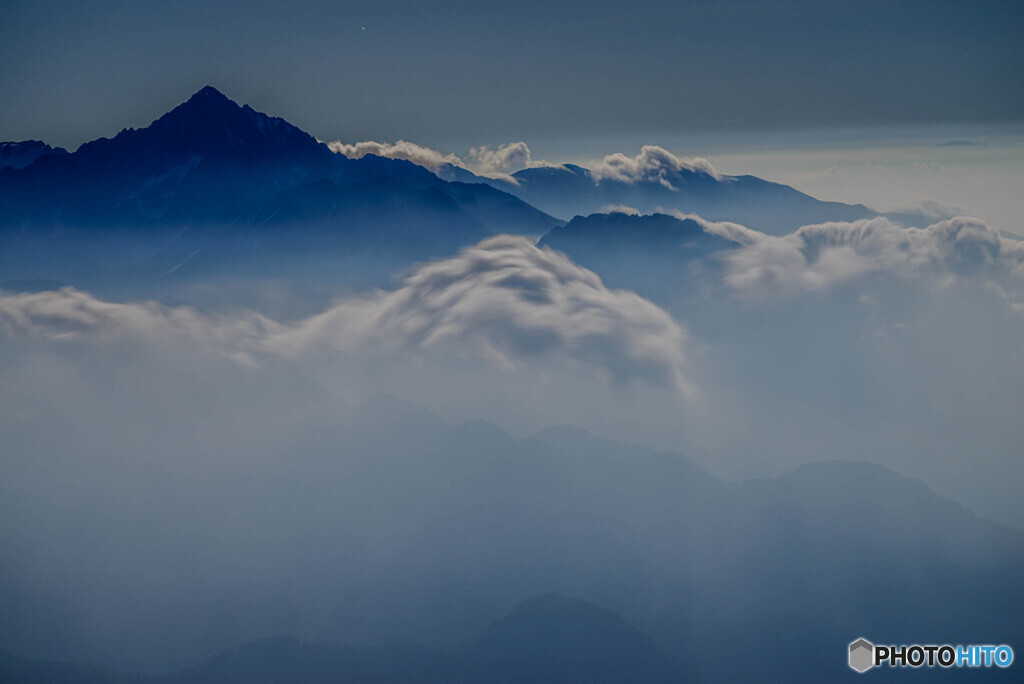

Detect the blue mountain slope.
xmin=538 ymin=212 xmax=739 ymax=300
xmin=0 ymin=87 xmax=560 ymax=292
xmin=452 ymin=160 xmax=930 ymax=235
xmin=0 ymin=140 xmax=68 ymax=171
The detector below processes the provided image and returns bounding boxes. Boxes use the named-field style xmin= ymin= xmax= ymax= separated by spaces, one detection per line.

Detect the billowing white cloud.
xmin=717 ymin=216 xmax=1024 ymax=301
xmin=326 ymin=139 xmax=557 ymax=182
xmin=467 ymin=142 xmax=553 ymax=178
xmin=326 ymin=140 xmax=463 ymax=174
xmin=591 ymin=146 xmax=722 ymax=188
xmin=0 ymin=237 xmax=690 ymax=391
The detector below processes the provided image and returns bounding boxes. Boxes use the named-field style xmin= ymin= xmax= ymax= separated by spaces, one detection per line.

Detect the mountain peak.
xmin=191 ymin=84 xmax=230 ymax=101
xmin=156 ymin=86 xmax=243 ymax=128
xmin=116 ymin=85 xmax=321 ymax=158
xmin=176 ymin=85 xmax=242 ymax=114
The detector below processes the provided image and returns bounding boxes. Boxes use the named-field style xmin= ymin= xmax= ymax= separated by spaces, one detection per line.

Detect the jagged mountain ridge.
xmin=0 ymin=140 xmax=68 ymax=171
xmin=435 ymin=157 xmax=931 ymax=235
xmin=0 ymin=87 xmax=560 ymax=291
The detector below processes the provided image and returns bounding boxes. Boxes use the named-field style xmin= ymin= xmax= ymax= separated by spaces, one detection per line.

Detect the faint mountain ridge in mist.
xmin=165 ymin=635 xmax=457 ymax=684
xmin=0 ymin=386 xmax=1020 ymax=680
xmin=1 ymin=594 xmax=685 ymax=684
xmin=462 ymin=593 xmax=684 ymax=683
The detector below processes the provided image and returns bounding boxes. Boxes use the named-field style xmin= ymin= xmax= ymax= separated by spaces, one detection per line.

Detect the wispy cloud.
xmin=600 ymin=204 xmax=641 ymax=215
xmin=326 ymin=139 xmax=723 ymax=190
xmin=325 ymin=140 xmax=463 ymax=175
xmin=0 ymin=288 xmax=281 ymax=366
xmin=935 ymin=140 xmax=986 ymax=148
xmin=326 ymin=139 xmax=557 ymax=181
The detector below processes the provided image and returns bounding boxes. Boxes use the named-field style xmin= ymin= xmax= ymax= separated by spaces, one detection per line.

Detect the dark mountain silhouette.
xmin=539 ymin=211 xmax=738 ymax=299
xmin=0 ymin=87 xmax=559 ymax=293
xmin=0 ymin=87 xmax=331 ymax=227
xmin=452 ymin=160 xmax=931 ymax=235
xmin=0 ymin=140 xmax=68 ymax=171
xmin=542 ymin=212 xmax=735 ymax=256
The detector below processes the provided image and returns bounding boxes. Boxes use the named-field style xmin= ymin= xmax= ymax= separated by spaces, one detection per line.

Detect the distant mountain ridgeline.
xmin=432 ymin=155 xmax=933 ymax=236
xmin=0 ymin=87 xmax=559 ymax=293
xmin=1 ymin=594 xmax=684 ymax=683
xmin=0 ymin=87 xmax=938 ymax=297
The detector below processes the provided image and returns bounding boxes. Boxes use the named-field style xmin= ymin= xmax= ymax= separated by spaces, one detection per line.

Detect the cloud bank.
xmin=713 ymin=216 xmax=1024 ymax=302
xmin=0 ymin=288 xmax=280 ymax=365
xmin=0 ymin=237 xmax=690 ymax=391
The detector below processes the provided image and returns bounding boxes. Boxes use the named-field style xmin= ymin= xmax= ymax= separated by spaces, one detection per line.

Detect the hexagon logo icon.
xmin=849 ymin=638 xmax=874 ymax=673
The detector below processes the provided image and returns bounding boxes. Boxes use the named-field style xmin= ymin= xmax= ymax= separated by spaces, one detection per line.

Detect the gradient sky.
xmin=2 ymin=0 xmax=1021 ymax=151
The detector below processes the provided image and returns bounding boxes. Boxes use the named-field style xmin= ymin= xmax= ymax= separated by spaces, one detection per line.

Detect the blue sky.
xmin=2 ymin=0 xmax=1021 ymax=150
